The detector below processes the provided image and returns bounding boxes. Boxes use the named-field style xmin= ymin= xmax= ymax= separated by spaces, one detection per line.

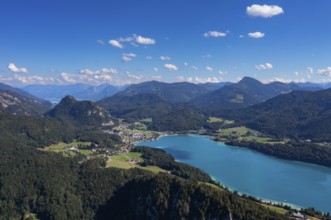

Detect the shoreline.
xmin=135 ymin=133 xmax=330 ymax=214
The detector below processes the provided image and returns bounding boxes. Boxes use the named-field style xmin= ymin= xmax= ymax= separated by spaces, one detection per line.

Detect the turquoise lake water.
xmin=137 ymin=135 xmax=331 ymax=213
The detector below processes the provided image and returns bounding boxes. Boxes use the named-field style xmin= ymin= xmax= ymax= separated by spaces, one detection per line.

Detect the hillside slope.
xmin=191 ymin=77 xmax=300 ymax=110
xmin=223 ymin=88 xmax=331 ymax=141
xmin=46 ymin=96 xmax=113 ymax=126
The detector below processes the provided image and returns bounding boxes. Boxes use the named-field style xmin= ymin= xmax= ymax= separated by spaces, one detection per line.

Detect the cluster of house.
xmin=126 ymin=158 xmax=141 ymax=164
xmin=104 ymin=129 xmax=159 ymax=145
xmin=65 ymin=144 xmax=129 ymax=158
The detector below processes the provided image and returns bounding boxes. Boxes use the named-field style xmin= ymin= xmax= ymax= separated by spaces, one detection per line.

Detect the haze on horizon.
xmin=1 ymin=0 xmax=331 ymax=86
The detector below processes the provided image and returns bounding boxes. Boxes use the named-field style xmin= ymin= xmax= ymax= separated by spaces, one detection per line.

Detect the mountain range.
xmin=23 ymin=83 xmax=126 ymax=102
xmin=191 ymin=77 xmax=307 ymax=110
xmin=222 ymin=88 xmax=331 ymax=141
xmin=0 ymin=82 xmax=52 ymax=115
xmin=112 ymin=80 xmax=226 ymax=103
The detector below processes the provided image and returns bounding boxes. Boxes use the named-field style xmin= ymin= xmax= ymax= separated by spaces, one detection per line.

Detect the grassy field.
xmin=107 ymin=152 xmax=166 ymax=173
xmin=219 ymin=126 xmax=253 ymax=136
xmin=260 ymin=204 xmax=289 ymax=215
xmin=42 ymin=141 xmax=92 ymax=153
xmin=199 ymin=182 xmax=225 ymax=192
xmin=140 ymin=118 xmax=153 ymax=123
xmin=208 ymin=117 xmax=234 ymax=124
xmin=107 ymin=152 xmax=142 ymax=169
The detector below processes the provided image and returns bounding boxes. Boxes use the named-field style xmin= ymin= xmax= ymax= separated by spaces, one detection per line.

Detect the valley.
xmin=1 ymin=78 xmax=331 ymax=219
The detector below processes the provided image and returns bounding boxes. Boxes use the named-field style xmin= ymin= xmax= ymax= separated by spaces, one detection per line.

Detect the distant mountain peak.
xmin=238 ymin=77 xmax=262 ymax=85
xmin=61 ymin=95 xmax=77 ymax=103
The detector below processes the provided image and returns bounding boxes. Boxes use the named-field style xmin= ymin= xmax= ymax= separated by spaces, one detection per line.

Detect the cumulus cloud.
xmin=61 ymin=72 xmax=77 ymax=83
xmin=187 ymin=76 xmax=222 ymax=83
xmin=153 ymin=67 xmax=159 ymax=72
xmin=246 ymin=4 xmax=284 ymax=18
xmin=248 ymin=32 xmax=265 ymax=39
xmin=108 ymin=40 xmax=123 ymax=48
xmin=256 ymin=63 xmax=273 ymax=70
xmin=206 ymin=66 xmax=213 ymax=71
xmin=152 ymin=75 xmax=162 ymax=80
xmin=164 ymin=63 xmax=178 ymax=71
xmin=218 ymin=70 xmax=227 ymax=75
xmin=160 ymin=56 xmax=171 ymax=60
xmin=8 ymin=63 xmax=29 ymax=73
xmin=122 ymin=53 xmax=136 ymax=62
xmin=79 ymin=68 xmax=118 ymax=75
xmin=125 ymin=71 xmax=143 ymax=80
xmin=317 ymin=67 xmax=331 ymax=77
xmin=109 ymin=34 xmax=156 ymax=48
xmin=203 ymin=31 xmax=227 ymax=38
xmin=62 ymin=67 xmax=119 ymax=84
xmin=307 ymin=67 xmax=313 ymax=78
xmin=136 ymin=35 xmax=156 ymax=45
xmin=146 ymin=56 xmax=153 ymax=60
xmin=13 ymin=74 xmax=56 ymax=84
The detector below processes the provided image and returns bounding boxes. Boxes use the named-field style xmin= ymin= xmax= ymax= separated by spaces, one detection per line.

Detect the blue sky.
xmin=1 ymin=0 xmax=331 ymax=86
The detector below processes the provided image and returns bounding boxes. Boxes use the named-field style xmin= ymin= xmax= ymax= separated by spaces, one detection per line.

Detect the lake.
xmin=137 ymin=135 xmax=331 ymax=213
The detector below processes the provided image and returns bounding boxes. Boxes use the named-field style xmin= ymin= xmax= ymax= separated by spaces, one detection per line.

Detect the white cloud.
xmin=122 ymin=56 xmax=132 ymax=62
xmin=79 ymin=68 xmax=118 ymax=75
xmin=317 ymin=67 xmax=331 ymax=77
xmin=8 ymin=63 xmax=29 ymax=73
xmin=192 ymin=65 xmax=198 ymax=70
xmin=307 ymin=67 xmax=313 ymax=78
xmin=218 ymin=70 xmax=227 ymax=75
xmin=203 ymin=31 xmax=227 ymax=38
xmin=125 ymin=71 xmax=143 ymax=80
xmin=206 ymin=66 xmax=213 ymax=71
xmin=13 ymin=74 xmax=55 ymax=84
xmin=152 ymin=75 xmax=162 ymax=80
xmin=61 ymin=72 xmax=77 ymax=83
xmin=108 ymin=40 xmax=123 ymax=48
xmin=187 ymin=77 xmax=222 ymax=83
xmin=294 ymin=71 xmax=300 ymax=76
xmin=246 ymin=4 xmax=284 ymax=18
xmin=118 ymin=36 xmax=134 ymax=42
xmin=136 ymin=35 xmax=156 ymax=45
xmin=256 ymin=63 xmax=273 ymax=70
xmin=108 ymin=34 xmax=156 ymax=49
xmin=164 ymin=63 xmax=178 ymax=71
xmin=184 ymin=62 xmax=188 ymax=66
xmin=248 ymin=32 xmax=265 ymax=39
xmin=146 ymin=56 xmax=153 ymax=60
xmin=122 ymin=53 xmax=136 ymax=62
xmin=153 ymin=67 xmax=159 ymax=72
xmin=160 ymin=56 xmax=171 ymax=60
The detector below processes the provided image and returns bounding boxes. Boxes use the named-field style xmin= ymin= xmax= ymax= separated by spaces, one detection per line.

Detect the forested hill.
xmin=191 ymin=77 xmax=301 ymax=110
xmin=98 ymin=93 xmax=173 ymax=119
xmin=0 ymin=82 xmax=52 ymax=115
xmin=46 ymin=95 xmax=113 ymax=126
xmin=98 ymin=93 xmax=209 ymax=131
xmin=0 ymin=112 xmax=287 ymax=219
xmin=113 ymin=80 xmax=213 ymax=103
xmin=221 ymin=88 xmax=331 ymax=141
